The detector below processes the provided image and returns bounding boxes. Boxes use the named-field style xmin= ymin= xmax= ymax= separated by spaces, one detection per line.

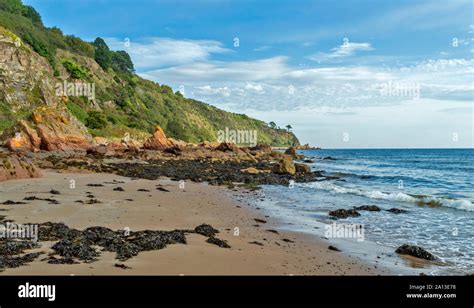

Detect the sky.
xmin=25 ymin=0 xmax=473 ymax=148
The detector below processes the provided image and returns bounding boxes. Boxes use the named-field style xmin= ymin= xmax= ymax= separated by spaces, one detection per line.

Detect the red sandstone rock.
xmin=0 ymin=153 xmax=42 ymax=182
xmin=143 ymin=126 xmax=175 ymax=150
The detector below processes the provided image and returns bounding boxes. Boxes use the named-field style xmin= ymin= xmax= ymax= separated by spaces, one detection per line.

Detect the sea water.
xmin=259 ymin=148 xmax=473 ymax=275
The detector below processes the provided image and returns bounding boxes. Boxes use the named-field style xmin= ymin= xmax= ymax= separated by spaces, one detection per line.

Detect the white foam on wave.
xmin=305 ymin=181 xmax=474 ymax=212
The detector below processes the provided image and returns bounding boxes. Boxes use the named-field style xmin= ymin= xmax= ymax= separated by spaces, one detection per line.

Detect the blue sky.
xmin=25 ymin=0 xmax=473 ymax=148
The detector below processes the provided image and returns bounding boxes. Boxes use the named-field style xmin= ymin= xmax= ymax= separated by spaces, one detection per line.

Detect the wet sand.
xmin=0 ymin=170 xmax=387 ymax=275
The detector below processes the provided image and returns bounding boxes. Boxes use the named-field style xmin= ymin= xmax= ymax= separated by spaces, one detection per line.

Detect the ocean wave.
xmin=305 ymin=181 xmax=474 ymax=212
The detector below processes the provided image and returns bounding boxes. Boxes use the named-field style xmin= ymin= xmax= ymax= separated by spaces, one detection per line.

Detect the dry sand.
xmin=0 ymin=170 xmax=387 ymax=275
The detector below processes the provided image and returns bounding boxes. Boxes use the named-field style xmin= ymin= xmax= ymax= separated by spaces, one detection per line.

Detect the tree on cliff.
xmin=112 ymin=50 xmax=134 ymax=74
xmin=93 ymin=37 xmax=112 ymax=70
xmin=269 ymin=121 xmax=277 ymax=129
xmin=286 ymin=124 xmax=292 ymax=143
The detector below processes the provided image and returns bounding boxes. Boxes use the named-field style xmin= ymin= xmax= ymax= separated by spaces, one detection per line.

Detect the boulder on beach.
xmin=0 ymin=153 xmax=42 ymax=182
xmin=272 ymin=156 xmax=296 ymax=175
xmin=143 ymin=126 xmax=175 ymax=150
xmin=395 ymin=244 xmax=437 ymax=261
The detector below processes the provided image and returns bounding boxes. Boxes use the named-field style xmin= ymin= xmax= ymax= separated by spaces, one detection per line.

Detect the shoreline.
xmin=1 ymin=170 xmax=386 ymax=275
xmin=240 ymin=186 xmax=443 ymax=276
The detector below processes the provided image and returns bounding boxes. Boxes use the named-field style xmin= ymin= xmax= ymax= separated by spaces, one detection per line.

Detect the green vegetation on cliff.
xmin=0 ymin=0 xmax=299 ymax=146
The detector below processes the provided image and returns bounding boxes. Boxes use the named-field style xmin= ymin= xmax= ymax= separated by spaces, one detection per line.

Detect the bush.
xmin=62 ymin=60 xmax=88 ymax=80
xmin=85 ymin=111 xmax=107 ymax=129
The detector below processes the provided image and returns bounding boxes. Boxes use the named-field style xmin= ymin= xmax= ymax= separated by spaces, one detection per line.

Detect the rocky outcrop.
xmin=5 ymin=120 xmax=41 ymax=151
xmin=395 ymin=244 xmax=437 ymax=261
xmin=284 ymin=146 xmax=298 ymax=158
xmin=272 ymin=156 xmax=296 ymax=175
xmin=0 ymin=152 xmax=41 ymax=181
xmin=0 ymin=27 xmax=57 ymax=112
xmin=295 ymin=163 xmax=311 ymax=174
xmin=143 ymin=126 xmax=175 ymax=150
xmin=6 ymin=107 xmax=92 ymax=151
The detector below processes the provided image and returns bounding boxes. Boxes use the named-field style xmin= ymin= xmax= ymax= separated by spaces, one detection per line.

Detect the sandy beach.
xmin=0 ymin=170 xmax=386 ymax=275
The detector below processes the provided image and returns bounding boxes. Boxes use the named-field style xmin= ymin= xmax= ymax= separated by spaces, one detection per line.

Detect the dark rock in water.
xmin=328 ymin=245 xmax=341 ymax=252
xmin=294 ymin=163 xmax=311 ymax=174
xmin=113 ymin=187 xmax=125 ymax=191
xmin=194 ymin=224 xmax=219 ymax=237
xmin=329 ymin=209 xmax=361 ymax=219
xmin=387 ymin=208 xmax=408 ymax=214
xmin=354 ymin=205 xmax=381 ymax=212
xmin=303 ymin=159 xmax=314 ymax=163
xmin=395 ymin=244 xmax=437 ymax=261
xmin=249 ymin=241 xmax=264 ymax=246
xmin=1 ymin=200 xmax=27 ymax=205
xmin=322 ymin=156 xmax=336 ymax=160
xmin=206 ymin=236 xmax=230 ymax=248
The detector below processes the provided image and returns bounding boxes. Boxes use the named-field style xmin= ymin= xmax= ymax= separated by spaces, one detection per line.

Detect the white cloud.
xmin=106 ymin=37 xmax=231 ymax=70
xmin=308 ymin=42 xmax=374 ymax=62
xmin=195 ymin=85 xmax=231 ymax=97
xmin=244 ymin=82 xmax=264 ymax=93
xmin=141 ymin=56 xmax=473 ymax=112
